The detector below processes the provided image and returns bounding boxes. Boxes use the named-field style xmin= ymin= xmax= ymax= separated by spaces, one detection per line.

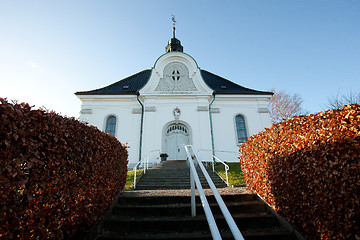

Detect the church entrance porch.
xmin=165 ymin=123 xmax=189 ymax=160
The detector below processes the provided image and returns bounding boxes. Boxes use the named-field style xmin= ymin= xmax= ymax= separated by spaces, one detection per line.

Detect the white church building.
xmin=75 ymin=30 xmax=272 ymax=168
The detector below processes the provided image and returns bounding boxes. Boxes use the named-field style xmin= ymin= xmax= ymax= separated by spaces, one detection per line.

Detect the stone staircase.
xmin=92 ymin=192 xmax=298 ymax=240
xmin=87 ymin=160 xmax=299 ymax=240
xmin=135 ymin=160 xmax=227 ymax=190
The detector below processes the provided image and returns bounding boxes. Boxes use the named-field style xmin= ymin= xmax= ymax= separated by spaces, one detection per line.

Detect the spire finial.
xmin=172 ymin=15 xmax=176 ymax=38
xmin=165 ymin=15 xmax=183 ymax=53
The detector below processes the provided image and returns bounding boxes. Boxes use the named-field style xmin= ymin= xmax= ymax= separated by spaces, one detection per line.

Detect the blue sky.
xmin=1 ymin=0 xmax=359 ymax=117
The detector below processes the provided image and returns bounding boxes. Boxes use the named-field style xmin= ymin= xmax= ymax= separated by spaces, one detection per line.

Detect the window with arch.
xmin=105 ymin=115 xmax=117 ymax=137
xmin=235 ymin=115 xmax=248 ymax=144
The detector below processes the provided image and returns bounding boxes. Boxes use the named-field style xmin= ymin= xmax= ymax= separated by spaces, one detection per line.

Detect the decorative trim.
xmin=145 ymin=106 xmax=156 ymax=112
xmin=80 ymin=109 xmax=92 ymax=114
xmin=132 ymin=108 xmax=142 ymax=114
xmin=173 ymin=107 xmax=181 ymax=119
xmin=211 ymin=108 xmax=220 ymax=113
xmin=155 ymin=62 xmax=198 ymax=92
xmin=258 ymin=108 xmax=269 ymax=113
xmin=197 ymin=106 xmax=208 ymax=112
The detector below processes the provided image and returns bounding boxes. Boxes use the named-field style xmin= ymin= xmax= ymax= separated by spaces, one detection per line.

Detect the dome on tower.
xmin=165 ymin=15 xmax=183 ymax=52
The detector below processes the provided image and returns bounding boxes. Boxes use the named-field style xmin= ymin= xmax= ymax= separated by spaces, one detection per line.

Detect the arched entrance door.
xmin=165 ymin=124 xmax=189 ymax=160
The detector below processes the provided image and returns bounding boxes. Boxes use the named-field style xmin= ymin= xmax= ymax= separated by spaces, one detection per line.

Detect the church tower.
xmin=165 ymin=15 xmax=183 ymax=52
xmin=75 ymin=18 xmax=273 ymax=168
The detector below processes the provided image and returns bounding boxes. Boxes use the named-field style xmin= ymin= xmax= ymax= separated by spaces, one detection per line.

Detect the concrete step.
xmin=134 ymin=185 xmax=191 ymax=190
xmin=138 ymin=174 xmax=223 ymax=178
xmin=134 ymin=186 xmax=227 ymax=190
xmin=89 ymin=191 xmax=298 ymax=240
xmin=137 ymin=179 xmax=225 ymax=185
xmin=134 ymin=186 xmax=225 ymax=190
xmin=112 ymin=201 xmax=266 ymax=217
xmin=117 ymin=194 xmax=256 ymax=205
xmin=97 ymin=229 xmax=297 ymax=240
xmin=138 ymin=175 xmax=222 ymax=180
xmin=137 ymin=178 xmax=224 ymax=184
xmin=87 ymin=159 xmax=299 ymax=240
xmin=136 ymin=165 xmax=227 ymax=190
xmin=140 ymin=173 xmax=221 ymax=177
xmin=134 ymin=184 xmax=227 ymax=190
xmin=137 ymin=183 xmax=226 ymax=187
xmin=137 ymin=178 xmax=225 ymax=183
xmin=102 ymin=212 xmax=278 ymax=234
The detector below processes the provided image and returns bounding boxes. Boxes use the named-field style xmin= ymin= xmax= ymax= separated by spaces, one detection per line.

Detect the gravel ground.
xmin=120 ymin=186 xmax=252 ymax=198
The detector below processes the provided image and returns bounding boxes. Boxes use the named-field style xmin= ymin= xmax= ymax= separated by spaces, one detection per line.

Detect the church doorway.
xmin=165 ymin=123 xmax=190 ymax=160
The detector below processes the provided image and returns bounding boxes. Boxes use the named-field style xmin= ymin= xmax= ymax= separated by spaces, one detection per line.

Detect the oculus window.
xmin=235 ymin=115 xmax=248 ymax=144
xmin=105 ymin=116 xmax=117 ymax=137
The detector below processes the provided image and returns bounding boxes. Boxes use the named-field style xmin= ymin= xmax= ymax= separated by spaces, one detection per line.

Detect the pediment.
xmin=139 ymin=52 xmax=213 ymax=95
xmin=154 ymin=62 xmax=197 ymax=92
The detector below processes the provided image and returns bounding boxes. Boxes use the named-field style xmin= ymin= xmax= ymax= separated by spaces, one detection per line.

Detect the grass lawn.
xmin=124 ymin=169 xmax=144 ymax=190
xmin=214 ymin=162 xmax=245 ymax=187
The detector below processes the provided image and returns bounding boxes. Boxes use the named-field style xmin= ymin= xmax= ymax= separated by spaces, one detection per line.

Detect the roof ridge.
xmin=104 ymin=69 xmax=151 ymax=88
xmin=200 ymin=69 xmax=272 ymax=95
xmin=75 ymin=69 xmax=151 ymax=95
xmin=75 ymin=68 xmax=272 ymax=96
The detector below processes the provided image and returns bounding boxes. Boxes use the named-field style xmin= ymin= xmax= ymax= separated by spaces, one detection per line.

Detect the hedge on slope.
xmin=240 ymin=104 xmax=360 ymax=240
xmin=0 ymin=98 xmax=128 ymax=239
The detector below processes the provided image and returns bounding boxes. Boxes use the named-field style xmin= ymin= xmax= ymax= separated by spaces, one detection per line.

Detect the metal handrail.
xmin=184 ymin=145 xmax=244 ymax=240
xmin=197 ymin=149 xmax=231 ymax=187
xmin=184 ymin=145 xmax=221 ymax=239
xmin=212 ymin=156 xmax=229 ymax=187
xmin=133 ymin=149 xmax=160 ymax=189
xmin=133 ymin=161 xmax=142 ymax=190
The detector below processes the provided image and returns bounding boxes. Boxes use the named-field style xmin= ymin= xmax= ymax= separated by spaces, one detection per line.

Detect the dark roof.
xmin=200 ymin=70 xmax=272 ymax=95
xmin=75 ymin=70 xmax=152 ymax=95
xmin=75 ymin=69 xmax=272 ymax=96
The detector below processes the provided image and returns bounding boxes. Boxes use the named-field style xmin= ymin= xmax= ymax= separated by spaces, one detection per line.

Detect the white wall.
xmin=77 ymin=94 xmax=272 ymax=168
xmin=77 ymin=51 xmax=272 ymax=167
xmin=140 ymin=95 xmax=213 ymax=166
xmin=210 ymin=95 xmax=272 ymax=162
xmin=78 ymin=96 xmax=142 ymax=166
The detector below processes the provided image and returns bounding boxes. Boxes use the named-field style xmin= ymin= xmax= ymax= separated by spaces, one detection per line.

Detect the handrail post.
xmin=144 ymin=154 xmax=149 ymax=174
xmin=133 ymin=149 xmax=161 ymax=189
xmin=190 ymin=166 xmax=196 ymax=217
xmin=213 ymin=155 xmax=230 ymax=187
xmin=144 ymin=157 xmax=146 ymax=174
xmin=133 ymin=166 xmax=137 ymax=189
xmin=192 ymin=147 xmax=244 ymax=240
xmin=225 ymin=165 xmax=229 ymax=187
xmin=184 ymin=145 xmax=222 ymax=240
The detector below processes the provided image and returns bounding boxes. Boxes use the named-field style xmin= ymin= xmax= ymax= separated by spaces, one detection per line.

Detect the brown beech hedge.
xmin=240 ymin=104 xmax=360 ymax=240
xmin=0 ymin=98 xmax=128 ymax=239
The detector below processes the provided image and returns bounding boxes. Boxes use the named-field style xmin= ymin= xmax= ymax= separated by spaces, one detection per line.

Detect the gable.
xmin=154 ymin=62 xmax=197 ymax=92
xmin=139 ymin=52 xmax=213 ymax=96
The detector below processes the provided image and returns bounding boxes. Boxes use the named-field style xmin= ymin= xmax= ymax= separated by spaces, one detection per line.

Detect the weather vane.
xmin=172 ymin=15 xmax=176 ymax=38
xmin=172 ymin=15 xmax=176 ymax=25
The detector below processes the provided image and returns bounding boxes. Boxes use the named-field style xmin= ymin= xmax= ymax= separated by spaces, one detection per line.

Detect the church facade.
xmin=75 ymin=34 xmax=272 ymax=168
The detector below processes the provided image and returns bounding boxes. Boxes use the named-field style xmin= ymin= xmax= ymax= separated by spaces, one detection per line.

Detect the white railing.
xmin=184 ymin=145 xmax=244 ymax=240
xmin=197 ymin=149 xmax=231 ymax=187
xmin=212 ymin=156 xmax=229 ymax=187
xmin=133 ymin=150 xmax=160 ymax=189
